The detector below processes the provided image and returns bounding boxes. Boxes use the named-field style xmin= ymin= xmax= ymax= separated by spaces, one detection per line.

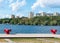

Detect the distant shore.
xmin=0 ymin=16 xmax=60 ymax=26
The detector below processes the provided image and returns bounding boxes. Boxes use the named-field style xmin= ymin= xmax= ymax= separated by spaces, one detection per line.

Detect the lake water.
xmin=0 ymin=24 xmax=60 ymax=34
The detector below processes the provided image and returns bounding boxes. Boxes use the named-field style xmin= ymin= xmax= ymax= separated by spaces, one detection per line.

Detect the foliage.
xmin=0 ymin=16 xmax=60 ymax=26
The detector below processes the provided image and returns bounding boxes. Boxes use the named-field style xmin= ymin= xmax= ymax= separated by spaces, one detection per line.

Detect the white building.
xmin=36 ymin=13 xmax=41 ymax=16
xmin=46 ymin=13 xmax=53 ymax=16
xmin=53 ymin=12 xmax=58 ymax=16
xmin=29 ymin=12 xmax=34 ymax=18
xmin=40 ymin=12 xmax=46 ymax=16
xmin=36 ymin=12 xmax=47 ymax=16
xmin=36 ymin=12 xmax=60 ymax=17
xmin=53 ymin=12 xmax=59 ymax=16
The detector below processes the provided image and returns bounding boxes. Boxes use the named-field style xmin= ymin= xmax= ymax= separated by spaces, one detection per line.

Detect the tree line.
xmin=0 ymin=16 xmax=60 ymax=26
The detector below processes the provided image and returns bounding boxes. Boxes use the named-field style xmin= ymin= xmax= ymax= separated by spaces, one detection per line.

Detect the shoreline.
xmin=0 ymin=34 xmax=60 ymax=38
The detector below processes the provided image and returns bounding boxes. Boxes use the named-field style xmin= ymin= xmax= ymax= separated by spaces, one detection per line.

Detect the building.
xmin=53 ymin=12 xmax=58 ymax=16
xmin=11 ymin=15 xmax=15 ymax=18
xmin=46 ymin=13 xmax=53 ymax=16
xmin=29 ymin=12 xmax=34 ymax=18
xmin=36 ymin=13 xmax=41 ymax=16
xmin=53 ymin=12 xmax=59 ymax=16
xmin=40 ymin=12 xmax=46 ymax=16
xmin=36 ymin=12 xmax=60 ymax=17
xmin=36 ymin=12 xmax=47 ymax=16
xmin=16 ymin=16 xmax=20 ymax=18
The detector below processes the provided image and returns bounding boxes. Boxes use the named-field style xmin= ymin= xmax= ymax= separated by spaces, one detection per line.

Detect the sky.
xmin=0 ymin=0 xmax=60 ymax=18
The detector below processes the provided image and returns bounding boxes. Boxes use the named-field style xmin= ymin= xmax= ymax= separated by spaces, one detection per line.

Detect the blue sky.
xmin=0 ymin=0 xmax=60 ymax=18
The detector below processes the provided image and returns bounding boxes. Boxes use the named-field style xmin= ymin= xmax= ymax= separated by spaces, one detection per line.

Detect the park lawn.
xmin=11 ymin=37 xmax=43 ymax=43
xmin=10 ymin=38 xmax=60 ymax=43
xmin=0 ymin=39 xmax=7 ymax=42
xmin=45 ymin=38 xmax=60 ymax=42
xmin=11 ymin=38 xmax=37 ymax=42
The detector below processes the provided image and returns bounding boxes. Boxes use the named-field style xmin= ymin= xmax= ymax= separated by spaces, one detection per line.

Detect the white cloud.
xmin=4 ymin=14 xmax=11 ymax=18
xmin=39 ymin=11 xmax=44 ymax=13
xmin=0 ymin=14 xmax=23 ymax=18
xmin=9 ymin=0 xmax=26 ymax=12
xmin=8 ymin=0 xmax=14 ymax=3
xmin=0 ymin=14 xmax=11 ymax=18
xmin=15 ymin=13 xmax=23 ymax=17
xmin=31 ymin=0 xmax=60 ymax=10
xmin=0 ymin=0 xmax=3 ymax=3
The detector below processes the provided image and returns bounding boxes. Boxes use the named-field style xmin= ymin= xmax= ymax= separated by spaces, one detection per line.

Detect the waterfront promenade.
xmin=0 ymin=34 xmax=60 ymax=43
xmin=0 ymin=34 xmax=60 ymax=38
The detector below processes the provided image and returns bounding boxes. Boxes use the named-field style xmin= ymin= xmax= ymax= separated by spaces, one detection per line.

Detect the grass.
xmin=10 ymin=38 xmax=60 ymax=43
xmin=0 ymin=39 xmax=7 ymax=42
xmin=11 ymin=38 xmax=37 ymax=42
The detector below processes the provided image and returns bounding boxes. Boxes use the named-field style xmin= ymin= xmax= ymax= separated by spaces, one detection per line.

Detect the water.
xmin=0 ymin=24 xmax=60 ymax=34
